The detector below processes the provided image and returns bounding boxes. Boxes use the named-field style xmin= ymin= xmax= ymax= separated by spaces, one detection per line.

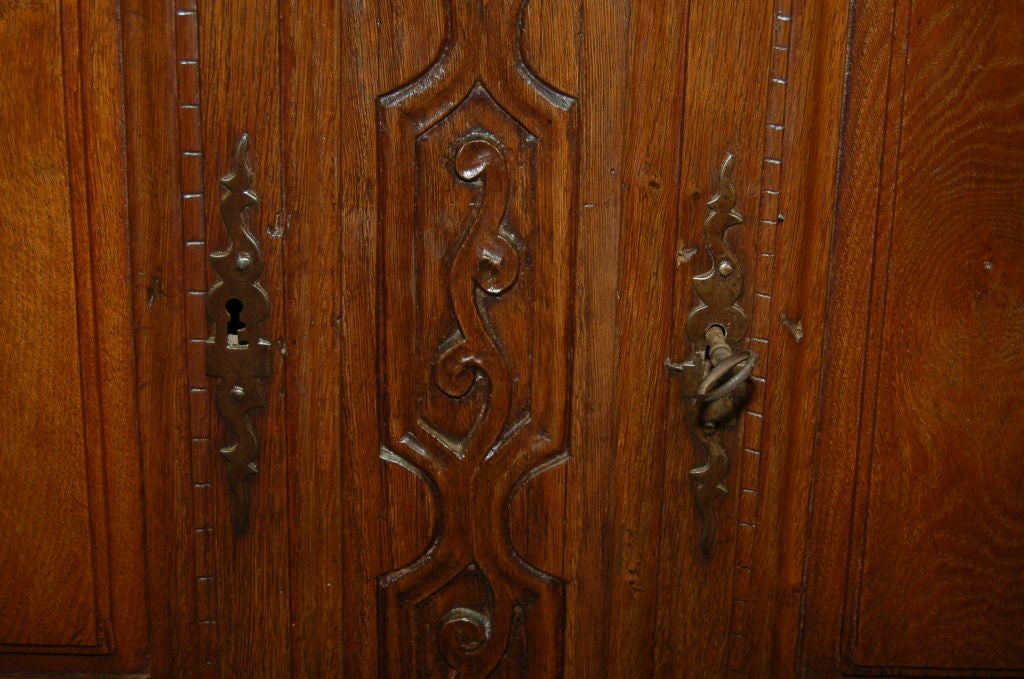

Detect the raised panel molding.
xmin=376 ymin=1 xmax=577 ymax=676
xmin=842 ymin=1 xmax=1024 ymax=673
xmin=0 ymin=0 xmax=148 ymax=672
xmin=802 ymin=0 xmax=1024 ymax=675
xmin=0 ymin=0 xmax=109 ymax=654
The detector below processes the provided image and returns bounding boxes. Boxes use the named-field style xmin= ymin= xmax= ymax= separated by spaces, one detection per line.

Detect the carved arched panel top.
xmin=379 ymin=0 xmax=575 ymax=137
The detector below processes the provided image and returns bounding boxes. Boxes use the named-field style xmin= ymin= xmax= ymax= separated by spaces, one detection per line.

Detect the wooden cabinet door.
xmin=794 ymin=0 xmax=1024 ymax=676
xmin=3 ymin=0 xmax=1022 ymax=678
xmin=115 ymin=1 xmax=831 ymax=676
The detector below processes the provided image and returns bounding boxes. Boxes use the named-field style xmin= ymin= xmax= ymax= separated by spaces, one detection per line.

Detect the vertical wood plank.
xmin=279 ymin=1 xmax=343 ymax=676
xmin=606 ymin=3 xmax=691 ymax=676
xmin=795 ymin=1 xmax=903 ymax=676
xmin=198 ymin=2 xmax=291 ymax=676
xmin=653 ymin=2 xmax=777 ymax=676
xmin=564 ymin=0 xmax=627 ymax=676
xmin=798 ymin=0 xmax=1024 ymax=674
xmin=336 ymin=2 xmax=405 ymax=674
xmin=123 ymin=0 xmax=199 ymax=675
xmin=0 ymin=0 xmax=154 ymax=673
xmin=746 ymin=1 xmax=851 ymax=676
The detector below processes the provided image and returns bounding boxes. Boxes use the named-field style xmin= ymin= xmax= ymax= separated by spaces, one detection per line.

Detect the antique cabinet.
xmin=0 ymin=0 xmax=1021 ymax=677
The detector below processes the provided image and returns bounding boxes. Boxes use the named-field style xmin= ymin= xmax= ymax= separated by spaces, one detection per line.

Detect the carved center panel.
xmin=376 ymin=2 xmax=577 ymax=676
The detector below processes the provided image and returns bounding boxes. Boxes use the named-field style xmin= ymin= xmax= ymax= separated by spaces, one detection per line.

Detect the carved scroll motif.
xmin=206 ymin=134 xmax=271 ymax=534
xmin=377 ymin=1 xmax=577 ymax=676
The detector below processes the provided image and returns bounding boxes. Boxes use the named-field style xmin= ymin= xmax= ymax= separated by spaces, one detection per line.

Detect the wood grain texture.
xmin=11 ymin=1 xmax=998 ymax=676
xmin=604 ymin=3 xmax=692 ymax=675
xmin=335 ymin=2 xmax=395 ymax=676
xmin=0 ymin=0 xmax=104 ymax=650
xmin=724 ymin=3 xmax=797 ymax=674
xmin=741 ymin=0 xmax=851 ymax=676
xmin=802 ymin=0 xmax=1024 ymax=675
xmin=562 ymin=0 xmax=621 ymax=676
xmin=182 ymin=2 xmax=814 ymax=676
xmin=651 ymin=3 xmax=777 ymax=676
xmin=582 ymin=1 xmax=789 ymax=676
xmin=123 ymin=0 xmax=204 ymax=676
xmin=278 ymin=2 xmax=345 ymax=677
xmin=170 ymin=2 xmax=221 ymax=673
xmin=0 ymin=0 xmax=149 ymax=673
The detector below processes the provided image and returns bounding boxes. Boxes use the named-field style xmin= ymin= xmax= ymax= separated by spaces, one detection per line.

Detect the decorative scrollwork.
xmin=439 ymin=606 xmax=493 ymax=673
xmin=686 ymin=154 xmax=747 ymax=345
xmin=206 ymin=134 xmax=271 ymax=533
xmin=376 ymin=1 xmax=577 ymax=675
xmin=433 ymin=138 xmax=517 ymax=452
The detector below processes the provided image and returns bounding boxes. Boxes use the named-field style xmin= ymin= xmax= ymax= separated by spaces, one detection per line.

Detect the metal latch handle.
xmin=667 ymin=154 xmax=757 ymax=555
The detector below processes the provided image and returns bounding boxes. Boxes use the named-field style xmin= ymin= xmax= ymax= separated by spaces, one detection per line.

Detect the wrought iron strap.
xmin=206 ymin=133 xmax=271 ymax=534
xmin=686 ymin=154 xmax=747 ymax=345
xmin=668 ymin=154 xmax=757 ymax=556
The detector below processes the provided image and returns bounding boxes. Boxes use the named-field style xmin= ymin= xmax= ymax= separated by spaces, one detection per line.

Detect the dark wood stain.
xmin=2 ymin=1 xmax=1021 ymax=677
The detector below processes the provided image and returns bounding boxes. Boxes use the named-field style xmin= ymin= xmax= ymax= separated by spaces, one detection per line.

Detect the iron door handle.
xmin=666 ymin=154 xmax=758 ymax=555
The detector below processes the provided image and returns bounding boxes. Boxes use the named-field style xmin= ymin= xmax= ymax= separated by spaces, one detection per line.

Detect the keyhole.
xmin=225 ymin=297 xmax=248 ymax=347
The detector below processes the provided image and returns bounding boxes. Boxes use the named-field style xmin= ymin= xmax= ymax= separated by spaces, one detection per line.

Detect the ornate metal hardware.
xmin=667 ymin=153 xmax=758 ymax=555
xmin=206 ymin=133 xmax=271 ymax=534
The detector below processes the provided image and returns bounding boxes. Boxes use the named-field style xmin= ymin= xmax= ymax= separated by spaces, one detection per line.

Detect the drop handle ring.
xmin=697 ymin=349 xmax=758 ymax=402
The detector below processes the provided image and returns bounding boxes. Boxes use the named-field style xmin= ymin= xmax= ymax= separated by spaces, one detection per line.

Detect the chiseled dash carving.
xmin=377 ymin=1 xmax=577 ymax=676
xmin=206 ymin=134 xmax=271 ymax=534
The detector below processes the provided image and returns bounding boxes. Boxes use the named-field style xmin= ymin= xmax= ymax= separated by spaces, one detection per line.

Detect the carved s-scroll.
xmin=433 ymin=137 xmax=518 ymax=462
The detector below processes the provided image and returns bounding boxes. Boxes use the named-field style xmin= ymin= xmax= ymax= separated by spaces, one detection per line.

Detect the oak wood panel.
xmin=803 ymin=0 xmax=1024 ymax=675
xmin=601 ymin=1 xmax=802 ymax=675
xmin=331 ymin=4 xmax=648 ymax=677
xmin=335 ymin=5 xmax=449 ymax=677
xmin=122 ymin=0 xmax=202 ymax=676
xmin=335 ymin=2 xmax=391 ymax=676
xmin=0 ymin=1 xmax=893 ymax=677
xmin=278 ymin=3 xmax=344 ymax=677
xmin=159 ymin=3 xmax=828 ymax=675
xmin=563 ymin=0 xmax=624 ymax=676
xmin=744 ymin=1 xmax=851 ymax=676
xmin=604 ymin=2 xmax=692 ymax=675
xmin=330 ymin=2 xmax=585 ymax=675
xmin=0 ymin=0 xmax=103 ymax=650
xmin=0 ymin=1 xmax=916 ymax=676
xmin=854 ymin=0 xmax=1024 ymax=668
xmin=375 ymin=27 xmax=575 ymax=679
xmin=0 ymin=0 xmax=149 ymax=673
